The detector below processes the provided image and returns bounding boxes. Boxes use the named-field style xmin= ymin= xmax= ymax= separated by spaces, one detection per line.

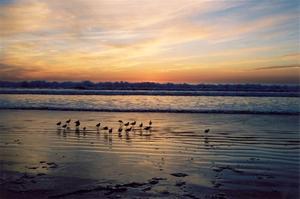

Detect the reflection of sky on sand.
xmin=0 ymin=110 xmax=299 ymax=197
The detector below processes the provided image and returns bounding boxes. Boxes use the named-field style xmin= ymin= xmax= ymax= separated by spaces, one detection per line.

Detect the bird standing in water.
xmin=139 ymin=122 xmax=143 ymax=129
xmin=149 ymin=120 xmax=152 ymax=126
xmin=102 ymin=126 xmax=108 ymax=130
xmin=75 ymin=120 xmax=80 ymax=129
xmin=56 ymin=121 xmax=61 ymax=127
xmin=109 ymin=128 xmax=113 ymax=133
xmin=204 ymin=129 xmax=210 ymax=133
xmin=96 ymin=123 xmax=101 ymax=129
xmin=62 ymin=124 xmax=67 ymax=129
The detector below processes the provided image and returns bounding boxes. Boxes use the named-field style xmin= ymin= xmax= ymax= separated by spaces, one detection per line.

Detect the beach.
xmin=0 ymin=110 xmax=299 ymax=199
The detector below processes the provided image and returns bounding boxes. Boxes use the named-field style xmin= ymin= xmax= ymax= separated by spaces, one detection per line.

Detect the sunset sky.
xmin=0 ymin=0 xmax=299 ymax=83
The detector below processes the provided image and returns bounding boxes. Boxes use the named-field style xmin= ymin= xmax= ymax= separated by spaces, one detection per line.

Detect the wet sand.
xmin=0 ymin=110 xmax=299 ymax=199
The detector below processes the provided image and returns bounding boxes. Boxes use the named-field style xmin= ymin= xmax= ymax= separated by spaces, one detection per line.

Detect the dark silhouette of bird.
xmin=83 ymin=127 xmax=86 ymax=131
xmin=56 ymin=121 xmax=62 ymax=126
xmin=124 ymin=122 xmax=130 ymax=127
xmin=96 ymin=123 xmax=101 ymax=128
xmin=66 ymin=119 xmax=71 ymax=124
xmin=118 ymin=127 xmax=122 ymax=133
xmin=118 ymin=120 xmax=123 ymax=123
xmin=125 ymin=127 xmax=132 ymax=133
xmin=109 ymin=128 xmax=113 ymax=133
xmin=102 ymin=126 xmax=108 ymax=130
xmin=149 ymin=120 xmax=152 ymax=126
xmin=204 ymin=129 xmax=210 ymax=133
xmin=139 ymin=122 xmax=143 ymax=128
xmin=62 ymin=124 xmax=67 ymax=129
xmin=74 ymin=120 xmax=80 ymax=127
xmin=131 ymin=121 xmax=136 ymax=126
xmin=144 ymin=126 xmax=151 ymax=131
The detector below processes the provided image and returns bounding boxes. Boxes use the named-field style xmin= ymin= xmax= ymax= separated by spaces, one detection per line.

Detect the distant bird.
xmin=118 ymin=127 xmax=123 ymax=133
xmin=102 ymin=126 xmax=108 ymax=130
xmin=74 ymin=120 xmax=80 ymax=127
xmin=204 ymin=129 xmax=210 ymax=133
xmin=124 ymin=122 xmax=130 ymax=127
xmin=66 ymin=119 xmax=71 ymax=124
xmin=130 ymin=121 xmax=136 ymax=126
xmin=96 ymin=123 xmax=101 ymax=128
xmin=83 ymin=127 xmax=86 ymax=131
xmin=125 ymin=127 xmax=132 ymax=133
xmin=109 ymin=128 xmax=113 ymax=133
xmin=149 ymin=120 xmax=152 ymax=126
xmin=56 ymin=121 xmax=62 ymax=126
xmin=62 ymin=124 xmax=67 ymax=129
xmin=144 ymin=126 xmax=152 ymax=131
xmin=118 ymin=120 xmax=123 ymax=123
xmin=139 ymin=122 xmax=143 ymax=128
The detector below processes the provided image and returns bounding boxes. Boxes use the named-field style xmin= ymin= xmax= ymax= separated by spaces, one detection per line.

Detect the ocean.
xmin=0 ymin=89 xmax=299 ymax=114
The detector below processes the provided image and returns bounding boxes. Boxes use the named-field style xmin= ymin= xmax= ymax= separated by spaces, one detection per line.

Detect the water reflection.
xmin=0 ymin=110 xmax=299 ymax=198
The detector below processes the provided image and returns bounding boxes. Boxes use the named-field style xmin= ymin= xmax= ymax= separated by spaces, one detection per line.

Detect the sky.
xmin=0 ymin=0 xmax=299 ymax=83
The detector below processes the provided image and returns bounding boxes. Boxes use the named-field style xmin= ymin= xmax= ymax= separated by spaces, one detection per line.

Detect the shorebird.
xmin=144 ymin=126 xmax=152 ymax=131
xmin=102 ymin=126 xmax=109 ymax=130
xmin=56 ymin=121 xmax=62 ymax=126
xmin=75 ymin=120 xmax=80 ymax=128
xmin=125 ymin=127 xmax=132 ymax=133
xmin=66 ymin=119 xmax=71 ymax=124
xmin=204 ymin=129 xmax=210 ymax=133
xmin=131 ymin=121 xmax=136 ymax=126
xmin=149 ymin=120 xmax=152 ymax=126
xmin=139 ymin=122 xmax=143 ymax=128
xmin=62 ymin=124 xmax=67 ymax=129
xmin=83 ymin=127 xmax=86 ymax=131
xmin=124 ymin=122 xmax=130 ymax=127
xmin=118 ymin=120 xmax=123 ymax=124
xmin=118 ymin=128 xmax=122 ymax=137
xmin=109 ymin=128 xmax=113 ymax=133
xmin=96 ymin=123 xmax=101 ymax=128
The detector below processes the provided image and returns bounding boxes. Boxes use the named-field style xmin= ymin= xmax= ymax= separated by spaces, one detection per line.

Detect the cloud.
xmin=254 ymin=64 xmax=300 ymax=70
xmin=0 ymin=0 xmax=299 ymax=83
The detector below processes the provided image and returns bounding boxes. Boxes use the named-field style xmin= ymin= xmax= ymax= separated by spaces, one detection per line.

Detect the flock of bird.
xmin=56 ymin=119 xmax=153 ymax=136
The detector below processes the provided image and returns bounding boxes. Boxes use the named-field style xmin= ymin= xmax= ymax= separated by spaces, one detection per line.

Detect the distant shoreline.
xmin=0 ymin=81 xmax=299 ymax=93
xmin=0 ymin=88 xmax=299 ymax=97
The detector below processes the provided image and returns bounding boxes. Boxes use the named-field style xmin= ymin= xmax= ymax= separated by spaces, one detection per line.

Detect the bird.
xmin=125 ymin=127 xmax=132 ymax=133
xmin=130 ymin=121 xmax=136 ymax=126
xmin=149 ymin=120 xmax=152 ymax=126
xmin=124 ymin=122 xmax=130 ymax=127
xmin=118 ymin=120 xmax=123 ymax=123
xmin=139 ymin=122 xmax=143 ymax=128
xmin=109 ymin=128 xmax=113 ymax=133
xmin=118 ymin=127 xmax=123 ymax=133
xmin=66 ymin=119 xmax=71 ymax=124
xmin=204 ymin=129 xmax=210 ymax=133
xmin=96 ymin=123 xmax=101 ymax=128
xmin=75 ymin=120 xmax=80 ymax=126
xmin=144 ymin=126 xmax=152 ymax=131
xmin=62 ymin=124 xmax=67 ymax=129
xmin=102 ymin=126 xmax=108 ymax=130
xmin=56 ymin=121 xmax=62 ymax=126
xmin=83 ymin=127 xmax=86 ymax=131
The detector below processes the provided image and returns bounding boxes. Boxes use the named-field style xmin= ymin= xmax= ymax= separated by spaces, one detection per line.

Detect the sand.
xmin=0 ymin=110 xmax=299 ymax=199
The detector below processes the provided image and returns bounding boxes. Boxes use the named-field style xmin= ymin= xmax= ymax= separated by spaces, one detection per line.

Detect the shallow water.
xmin=0 ymin=110 xmax=299 ymax=198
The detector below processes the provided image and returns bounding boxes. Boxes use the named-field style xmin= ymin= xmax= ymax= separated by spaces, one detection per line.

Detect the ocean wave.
xmin=0 ymin=106 xmax=298 ymax=115
xmin=0 ymin=89 xmax=299 ymax=97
